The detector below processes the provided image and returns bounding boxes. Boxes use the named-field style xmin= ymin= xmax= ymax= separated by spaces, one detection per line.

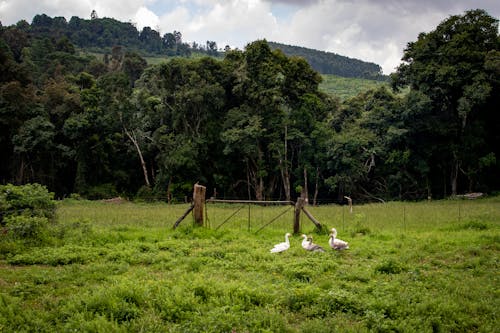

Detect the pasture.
xmin=0 ymin=197 xmax=499 ymax=332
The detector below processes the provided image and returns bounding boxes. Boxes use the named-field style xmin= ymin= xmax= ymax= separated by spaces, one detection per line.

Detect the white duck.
xmin=301 ymin=234 xmax=325 ymax=252
xmin=301 ymin=234 xmax=310 ymax=250
xmin=329 ymin=228 xmax=349 ymax=250
xmin=270 ymin=233 xmax=292 ymax=253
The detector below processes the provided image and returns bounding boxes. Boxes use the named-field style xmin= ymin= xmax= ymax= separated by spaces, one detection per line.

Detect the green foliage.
xmin=269 ymin=41 xmax=387 ymax=80
xmin=82 ymin=183 xmax=119 ymax=200
xmin=392 ymin=9 xmax=500 ymax=196
xmin=135 ymin=185 xmax=154 ymax=201
xmin=4 ymin=215 xmax=49 ymax=242
xmin=0 ymin=183 xmax=56 ymax=222
xmin=30 ymin=14 xmax=210 ymax=58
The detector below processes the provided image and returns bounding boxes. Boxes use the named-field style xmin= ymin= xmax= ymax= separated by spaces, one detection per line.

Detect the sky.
xmin=1 ymin=0 xmax=499 ymax=74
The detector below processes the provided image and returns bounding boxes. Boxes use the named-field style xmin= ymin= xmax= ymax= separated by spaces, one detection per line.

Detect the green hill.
xmin=15 ymin=14 xmax=388 ymax=81
xmin=268 ymin=41 xmax=387 ymax=81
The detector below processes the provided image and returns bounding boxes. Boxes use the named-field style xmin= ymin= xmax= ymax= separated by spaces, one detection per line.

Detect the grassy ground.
xmin=0 ymin=197 xmax=498 ymax=332
xmin=319 ymin=75 xmax=389 ymax=100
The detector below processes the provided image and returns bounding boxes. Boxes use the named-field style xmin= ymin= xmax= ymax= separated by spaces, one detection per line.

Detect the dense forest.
xmin=0 ymin=9 xmax=498 ymax=202
xmin=6 ymin=12 xmax=386 ymax=79
xmin=268 ymin=42 xmax=386 ymax=80
xmin=11 ymin=12 xmax=218 ymax=58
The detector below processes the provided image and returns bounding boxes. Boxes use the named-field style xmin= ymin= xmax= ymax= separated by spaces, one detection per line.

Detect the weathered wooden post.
xmin=344 ymin=196 xmax=353 ymax=213
xmin=295 ymin=187 xmax=323 ymax=232
xmin=293 ymin=197 xmax=305 ymax=234
xmin=193 ymin=183 xmax=206 ymax=226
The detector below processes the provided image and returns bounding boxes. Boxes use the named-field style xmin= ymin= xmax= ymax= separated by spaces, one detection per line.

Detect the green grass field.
xmin=1 ymin=197 xmax=499 ymax=332
xmin=319 ymin=75 xmax=389 ymax=100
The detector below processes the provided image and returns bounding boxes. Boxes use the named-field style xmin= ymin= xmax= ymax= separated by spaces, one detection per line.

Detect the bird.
xmin=329 ymin=228 xmax=349 ymax=250
xmin=301 ymin=234 xmax=325 ymax=252
xmin=270 ymin=233 xmax=292 ymax=253
xmin=301 ymin=234 xmax=310 ymax=250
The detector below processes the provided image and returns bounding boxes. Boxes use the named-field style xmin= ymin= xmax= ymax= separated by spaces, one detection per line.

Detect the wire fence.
xmin=205 ymin=200 xmax=295 ymax=233
xmin=54 ymin=196 xmax=499 ymax=236
xmin=204 ymin=198 xmax=500 ymax=235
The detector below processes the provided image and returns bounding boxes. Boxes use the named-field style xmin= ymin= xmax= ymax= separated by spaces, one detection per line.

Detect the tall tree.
xmin=392 ymin=9 xmax=500 ymax=196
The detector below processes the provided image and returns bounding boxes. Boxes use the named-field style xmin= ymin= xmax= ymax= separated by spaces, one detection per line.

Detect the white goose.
xmin=306 ymin=236 xmax=326 ymax=252
xmin=270 ymin=233 xmax=292 ymax=253
xmin=301 ymin=234 xmax=310 ymax=250
xmin=329 ymin=228 xmax=349 ymax=250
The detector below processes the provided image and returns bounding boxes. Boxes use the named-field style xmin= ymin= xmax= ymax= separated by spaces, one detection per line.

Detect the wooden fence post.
xmin=294 ymin=198 xmax=304 ymax=234
xmin=193 ymin=183 xmax=206 ymax=226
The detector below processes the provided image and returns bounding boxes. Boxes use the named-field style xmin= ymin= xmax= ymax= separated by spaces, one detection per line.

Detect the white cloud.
xmin=158 ymin=0 xmax=278 ymax=49
xmin=134 ymin=6 xmax=160 ymax=30
xmin=158 ymin=6 xmax=191 ymax=35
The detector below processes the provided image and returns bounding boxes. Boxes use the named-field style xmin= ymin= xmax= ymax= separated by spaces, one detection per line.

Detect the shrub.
xmin=0 ymin=183 xmax=56 ymax=223
xmin=4 ymin=215 xmax=49 ymax=241
xmin=136 ymin=185 xmax=154 ymax=201
xmin=82 ymin=183 xmax=118 ymax=200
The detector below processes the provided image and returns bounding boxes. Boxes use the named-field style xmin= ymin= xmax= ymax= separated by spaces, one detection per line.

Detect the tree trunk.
xmin=124 ymin=127 xmax=150 ymax=187
xmin=167 ymin=176 xmax=172 ymax=204
xmin=17 ymin=156 xmax=25 ymax=184
xmin=313 ymin=167 xmax=319 ymax=206
xmin=256 ymin=146 xmax=264 ymax=201
xmin=303 ymin=167 xmax=309 ymax=205
xmin=257 ymin=176 xmax=264 ymax=201
xmin=248 ymin=150 xmax=265 ymax=201
xmin=282 ymin=124 xmax=291 ymax=201
xmin=279 ymin=158 xmax=291 ymax=202
xmin=246 ymin=162 xmax=251 ymax=200
xmin=451 ymin=160 xmax=459 ymax=196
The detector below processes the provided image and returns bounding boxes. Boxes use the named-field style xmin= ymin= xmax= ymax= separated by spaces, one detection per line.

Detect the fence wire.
xmin=203 ymin=198 xmax=499 ymax=235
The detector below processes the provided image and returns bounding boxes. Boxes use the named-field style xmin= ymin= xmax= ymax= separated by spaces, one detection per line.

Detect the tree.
xmin=1 ymin=26 xmax=30 ymax=61
xmin=221 ymin=40 xmax=330 ymax=201
xmin=392 ymin=9 xmax=500 ymax=196
xmin=122 ymin=52 xmax=147 ymax=87
xmin=139 ymin=27 xmax=162 ymax=53
xmin=206 ymin=40 xmax=218 ymax=56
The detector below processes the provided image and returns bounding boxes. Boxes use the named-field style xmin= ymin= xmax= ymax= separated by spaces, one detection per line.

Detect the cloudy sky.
xmin=1 ymin=0 xmax=499 ymax=74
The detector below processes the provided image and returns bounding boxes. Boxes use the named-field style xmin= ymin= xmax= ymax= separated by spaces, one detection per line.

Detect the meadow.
xmin=318 ymin=75 xmax=388 ymax=100
xmin=0 ymin=197 xmax=498 ymax=332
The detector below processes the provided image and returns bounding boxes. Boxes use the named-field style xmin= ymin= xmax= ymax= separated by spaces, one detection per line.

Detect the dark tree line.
xmin=268 ymin=42 xmax=386 ymax=81
xmin=15 ymin=13 xmax=219 ymax=58
xmin=14 ymin=13 xmax=389 ymax=79
xmin=0 ymin=9 xmax=498 ymax=202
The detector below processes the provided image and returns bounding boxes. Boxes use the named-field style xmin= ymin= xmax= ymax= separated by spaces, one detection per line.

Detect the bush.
xmin=4 ymin=215 xmax=49 ymax=241
xmin=82 ymin=183 xmax=118 ymax=200
xmin=0 ymin=183 xmax=56 ymax=224
xmin=135 ymin=185 xmax=155 ymax=201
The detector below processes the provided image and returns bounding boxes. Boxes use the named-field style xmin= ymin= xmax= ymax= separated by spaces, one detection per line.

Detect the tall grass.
xmin=319 ymin=74 xmax=388 ymax=100
xmin=0 ymin=196 xmax=498 ymax=332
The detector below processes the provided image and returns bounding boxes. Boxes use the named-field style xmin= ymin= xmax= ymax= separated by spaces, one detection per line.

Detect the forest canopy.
xmin=0 ymin=9 xmax=498 ymax=202
xmin=9 ymin=13 xmax=385 ymax=79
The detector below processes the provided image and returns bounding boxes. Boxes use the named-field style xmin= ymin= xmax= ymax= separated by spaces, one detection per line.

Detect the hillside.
xmin=269 ymin=41 xmax=387 ymax=81
xmin=14 ymin=14 xmax=386 ymax=80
